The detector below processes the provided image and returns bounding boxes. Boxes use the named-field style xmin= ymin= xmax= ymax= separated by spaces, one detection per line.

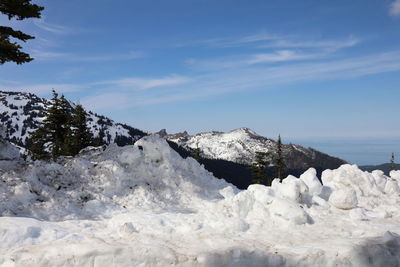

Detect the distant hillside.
xmin=360 ymin=163 xmax=400 ymax=175
xmin=165 ymin=128 xmax=347 ymax=171
xmin=169 ymin=140 xmax=338 ymax=189
xmin=0 ymin=91 xmax=147 ymax=147
xmin=0 ymin=90 xmax=349 ymax=189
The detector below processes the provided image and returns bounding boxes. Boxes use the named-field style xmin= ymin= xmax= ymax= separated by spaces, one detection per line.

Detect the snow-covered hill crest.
xmin=0 ymin=91 xmax=146 ymax=147
xmin=166 ymin=127 xmax=346 ymax=169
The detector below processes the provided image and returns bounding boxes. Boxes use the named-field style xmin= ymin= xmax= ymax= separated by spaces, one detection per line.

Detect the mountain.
xmin=0 ymin=91 xmax=146 ymax=147
xmin=165 ymin=127 xmax=347 ymax=170
xmin=0 ymin=90 xmax=346 ymax=188
xmin=360 ymin=163 xmax=400 ymax=175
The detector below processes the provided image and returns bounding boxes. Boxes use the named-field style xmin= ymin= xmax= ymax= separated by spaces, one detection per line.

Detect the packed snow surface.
xmin=1 ymin=136 xmax=400 ymax=266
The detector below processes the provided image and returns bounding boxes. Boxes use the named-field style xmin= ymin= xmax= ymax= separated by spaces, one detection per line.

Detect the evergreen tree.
xmin=391 ymin=152 xmax=396 ymax=171
xmin=276 ymin=134 xmax=286 ymax=182
xmin=0 ymin=0 xmax=44 ymax=64
xmin=47 ymin=92 xmax=71 ymax=159
xmin=251 ymin=151 xmax=270 ymax=184
xmin=28 ymin=89 xmax=71 ymax=160
xmin=27 ymin=127 xmax=50 ymax=160
xmin=65 ymin=104 xmax=92 ymax=155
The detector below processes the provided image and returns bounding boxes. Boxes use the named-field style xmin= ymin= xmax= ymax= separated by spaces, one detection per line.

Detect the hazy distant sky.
xmin=1 ymin=0 xmax=399 ymax=164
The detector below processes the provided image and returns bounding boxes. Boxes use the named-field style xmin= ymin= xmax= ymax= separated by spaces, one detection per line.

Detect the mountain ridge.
xmin=164 ymin=127 xmax=347 ymax=170
xmin=0 ymin=90 xmax=147 ymax=147
xmin=0 ymin=90 xmax=346 ymax=176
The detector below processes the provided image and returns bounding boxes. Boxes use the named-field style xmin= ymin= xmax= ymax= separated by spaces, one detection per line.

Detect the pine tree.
xmin=251 ymin=151 xmax=270 ymax=184
xmin=391 ymin=153 xmax=396 ymax=171
xmin=28 ymin=89 xmax=72 ymax=160
xmin=27 ymin=127 xmax=50 ymax=160
xmin=0 ymin=0 xmax=44 ymax=64
xmin=66 ymin=104 xmax=92 ymax=155
xmin=276 ymin=134 xmax=286 ymax=182
xmin=47 ymin=92 xmax=71 ymax=159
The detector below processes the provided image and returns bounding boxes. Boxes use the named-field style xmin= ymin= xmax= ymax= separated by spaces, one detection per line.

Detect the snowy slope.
xmin=0 ymin=91 xmax=146 ymax=147
xmin=1 ymin=135 xmax=400 ymax=266
xmin=167 ymin=128 xmax=346 ymax=169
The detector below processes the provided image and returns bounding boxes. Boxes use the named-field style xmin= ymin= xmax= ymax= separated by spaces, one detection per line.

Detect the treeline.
xmin=169 ymin=135 xmax=288 ymax=187
xmin=27 ymin=90 xmax=104 ymax=160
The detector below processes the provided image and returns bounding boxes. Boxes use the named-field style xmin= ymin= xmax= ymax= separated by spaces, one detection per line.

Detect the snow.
xmin=0 ymin=126 xmax=20 ymax=160
xmin=168 ymin=128 xmax=278 ymax=164
xmin=0 ymin=135 xmax=400 ymax=266
xmin=0 ymin=91 xmax=144 ymax=147
xmin=166 ymin=127 xmax=341 ymax=169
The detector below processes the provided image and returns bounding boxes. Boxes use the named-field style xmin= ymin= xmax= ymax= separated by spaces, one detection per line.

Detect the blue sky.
xmin=1 ymin=0 xmax=400 ymax=164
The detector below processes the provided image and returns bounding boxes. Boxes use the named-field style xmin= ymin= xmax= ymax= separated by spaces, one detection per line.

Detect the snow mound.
xmin=0 ymin=135 xmax=228 ymax=220
xmin=0 ymin=139 xmax=20 ymax=160
xmin=322 ymin=164 xmax=400 ymax=214
xmin=1 ymin=136 xmax=400 ymax=266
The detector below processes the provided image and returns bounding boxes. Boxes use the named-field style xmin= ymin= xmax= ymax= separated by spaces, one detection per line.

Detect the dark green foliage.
xmin=46 ymin=91 xmax=72 ymax=159
xmin=276 ymin=135 xmax=286 ymax=181
xmin=391 ymin=153 xmax=396 ymax=171
xmin=65 ymin=104 xmax=92 ymax=155
xmin=0 ymin=0 xmax=44 ymax=64
xmin=167 ymin=141 xmax=330 ymax=189
xmin=26 ymin=127 xmax=49 ymax=160
xmin=28 ymin=91 xmax=94 ymax=159
xmin=28 ymin=90 xmax=72 ymax=160
xmin=251 ymin=151 xmax=270 ymax=184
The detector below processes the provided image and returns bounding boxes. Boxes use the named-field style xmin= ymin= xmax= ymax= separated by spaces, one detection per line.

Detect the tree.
xmin=65 ymin=104 xmax=92 ymax=155
xmin=0 ymin=0 xmax=44 ymax=64
xmin=276 ymin=134 xmax=286 ymax=182
xmin=251 ymin=151 xmax=270 ymax=184
xmin=28 ymin=89 xmax=72 ymax=160
xmin=391 ymin=153 xmax=396 ymax=171
xmin=47 ymin=92 xmax=71 ymax=159
xmin=27 ymin=127 xmax=50 ymax=160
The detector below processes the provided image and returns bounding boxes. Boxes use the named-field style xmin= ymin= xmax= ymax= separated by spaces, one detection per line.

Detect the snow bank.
xmin=1 ymin=135 xmax=400 ymax=266
xmin=0 ymin=127 xmax=20 ymax=160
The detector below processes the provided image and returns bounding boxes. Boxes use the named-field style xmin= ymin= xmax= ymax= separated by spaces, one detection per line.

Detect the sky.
xmin=1 ymin=0 xmax=400 ymax=165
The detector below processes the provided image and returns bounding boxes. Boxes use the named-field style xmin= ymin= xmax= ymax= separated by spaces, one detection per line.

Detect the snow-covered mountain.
xmin=0 ymin=90 xmax=345 ymax=172
xmin=0 ymin=91 xmax=146 ymax=147
xmin=166 ymin=127 xmax=346 ymax=170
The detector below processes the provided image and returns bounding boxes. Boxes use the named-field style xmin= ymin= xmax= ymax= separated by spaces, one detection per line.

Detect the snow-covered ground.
xmin=0 ymin=136 xmax=400 ymax=266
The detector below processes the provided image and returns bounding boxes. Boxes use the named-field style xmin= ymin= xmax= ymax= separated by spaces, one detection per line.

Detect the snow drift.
xmin=0 ymin=135 xmax=400 ymax=266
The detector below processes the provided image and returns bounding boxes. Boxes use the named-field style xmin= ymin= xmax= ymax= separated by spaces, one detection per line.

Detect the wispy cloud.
xmin=187 ymin=50 xmax=322 ymax=70
xmin=33 ymin=19 xmax=75 ymax=35
xmin=246 ymin=50 xmax=319 ymax=64
xmin=184 ymin=33 xmax=359 ymax=51
xmin=6 ymin=50 xmax=400 ymax=111
xmin=81 ymin=93 xmax=133 ymax=110
xmin=0 ymin=83 xmax=84 ymax=95
xmin=80 ymin=50 xmax=400 ymax=111
xmin=29 ymin=50 xmax=145 ymax=62
xmin=389 ymin=0 xmax=400 ymax=16
xmin=258 ymin=37 xmax=360 ymax=51
xmin=97 ymin=75 xmax=192 ymax=90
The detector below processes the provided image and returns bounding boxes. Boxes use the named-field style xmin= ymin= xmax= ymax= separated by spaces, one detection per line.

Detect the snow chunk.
xmin=329 ymin=188 xmax=358 ymax=210
xmin=299 ymin=168 xmax=322 ymax=196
